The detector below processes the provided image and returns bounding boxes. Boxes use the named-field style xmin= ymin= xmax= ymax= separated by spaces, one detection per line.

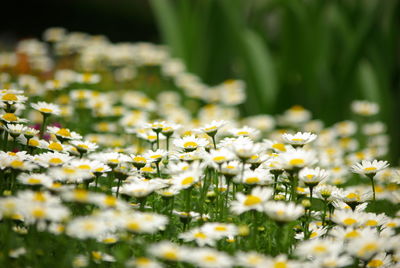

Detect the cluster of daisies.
xmin=0 ymin=28 xmax=399 ymax=268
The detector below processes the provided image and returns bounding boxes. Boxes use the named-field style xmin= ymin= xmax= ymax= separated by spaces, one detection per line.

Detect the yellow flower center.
xmin=364 ymin=167 xmax=377 ymax=171
xmin=2 ymin=113 xmax=17 ymax=121
xmin=313 ymin=245 xmax=327 ymax=253
xmin=56 ymin=128 xmax=71 ymax=137
xmin=163 ymin=251 xmax=178 ymax=261
xmin=136 ymin=257 xmax=151 ymax=265
xmin=133 ymin=156 xmax=146 ymax=163
xmin=49 ymin=157 xmax=63 ymax=164
xmin=365 ymin=220 xmax=378 ymax=227
xmin=194 ymin=232 xmax=207 ymax=239
xmin=84 ymin=222 xmax=95 ymax=231
xmin=358 ymin=243 xmax=378 ymax=256
xmin=32 ymin=208 xmax=46 ymax=218
xmin=27 ymin=178 xmax=42 ymax=184
xmin=289 ymin=158 xmax=305 ymax=166
xmin=127 ymin=221 xmax=140 ymax=231
xmin=183 ymin=141 xmax=198 ymax=148
xmin=182 ymin=176 xmax=194 ymax=185
xmin=104 ymin=196 xmax=117 ymax=207
xmin=204 ymin=126 xmax=217 ymax=132
xmin=150 ymin=154 xmax=162 ymax=159
xmin=74 ymin=189 xmax=88 ymax=201
xmin=2 ymin=93 xmax=18 ymax=101
xmin=346 ymin=193 xmax=360 ymax=200
xmin=48 ymin=142 xmax=63 ymax=151
xmin=345 ymin=230 xmax=360 ymax=238
xmin=310 ymin=232 xmax=318 ymax=238
xmin=29 ymin=139 xmax=39 ymax=147
xmin=39 ymin=108 xmax=53 ymax=113
xmin=213 ymin=156 xmax=226 ymax=162
xmin=368 ymin=259 xmax=384 ymax=268
xmin=34 ymin=192 xmax=47 ymax=202
xmin=291 ymin=138 xmax=304 ymax=142
xmin=274 ymin=262 xmax=288 ymax=268
xmin=141 ymin=167 xmax=154 ymax=172
xmin=245 ymin=177 xmax=260 ymax=184
xmin=343 ymin=218 xmax=357 ymax=226
xmin=10 ymin=160 xmax=24 ymax=168
xmin=215 ymin=226 xmax=227 ymax=232
xmin=77 ymin=144 xmax=89 ymax=149
xmin=78 ymin=165 xmax=91 ymax=170
xmin=237 ymin=131 xmax=249 ymax=135
xmin=203 ymin=255 xmax=217 ymax=263
xmin=272 ymin=143 xmax=286 ymax=151
xmin=244 ymin=195 xmax=262 ymax=206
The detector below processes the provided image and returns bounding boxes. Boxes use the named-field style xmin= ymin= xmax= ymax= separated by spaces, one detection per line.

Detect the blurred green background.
xmin=1 ymin=0 xmax=399 ymax=161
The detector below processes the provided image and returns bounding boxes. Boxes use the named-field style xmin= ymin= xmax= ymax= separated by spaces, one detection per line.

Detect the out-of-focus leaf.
xmin=357 ymin=60 xmax=381 ymax=102
xmin=241 ymin=30 xmax=278 ymax=112
xmin=149 ymin=0 xmax=184 ymax=58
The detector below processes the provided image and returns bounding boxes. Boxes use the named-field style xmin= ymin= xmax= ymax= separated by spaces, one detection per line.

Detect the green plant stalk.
xmin=39 ymin=113 xmax=49 ymax=139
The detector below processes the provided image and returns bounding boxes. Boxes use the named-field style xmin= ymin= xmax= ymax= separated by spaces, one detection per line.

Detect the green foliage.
xmin=150 ymin=0 xmax=400 ymax=161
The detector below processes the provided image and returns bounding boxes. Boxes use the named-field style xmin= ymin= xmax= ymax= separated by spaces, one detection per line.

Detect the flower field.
xmin=0 ymin=28 xmax=399 ymax=268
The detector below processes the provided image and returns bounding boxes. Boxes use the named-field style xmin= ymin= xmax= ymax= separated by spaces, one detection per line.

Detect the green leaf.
xmin=149 ymin=0 xmax=184 ymax=58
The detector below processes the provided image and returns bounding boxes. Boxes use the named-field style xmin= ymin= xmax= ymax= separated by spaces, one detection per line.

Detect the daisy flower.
xmin=351 ymin=160 xmax=389 ymax=176
xmin=17 ymin=173 xmax=53 ymax=187
xmin=331 ymin=210 xmax=363 ymax=227
xmin=299 ymin=167 xmax=329 ymax=187
xmin=264 ymin=201 xmax=304 ymax=223
xmin=66 ymin=216 xmax=109 ymax=240
xmin=281 ymin=132 xmax=317 ymax=146
xmin=33 ymin=152 xmax=73 ymax=167
xmin=76 ymin=72 xmax=101 ymax=84
xmin=126 ymin=257 xmax=163 ymax=268
xmin=201 ymin=222 xmax=238 ymax=240
xmin=173 ymin=135 xmax=208 ymax=152
xmin=171 ymin=170 xmax=202 ymax=190
xmin=262 ymin=255 xmax=299 ymax=268
xmin=148 ymin=241 xmax=187 ymax=262
xmin=31 ymin=101 xmax=61 ymax=116
xmin=0 ymin=90 xmax=27 ymax=105
xmin=179 ymin=227 xmax=217 ymax=247
xmin=48 ymin=166 xmax=93 ymax=183
xmin=70 ymin=140 xmax=98 ymax=155
xmin=347 ymin=235 xmax=386 ymax=260
xmin=229 ymin=126 xmax=260 ymax=139
xmin=228 ymin=137 xmax=263 ymax=161
xmin=47 ymin=126 xmax=82 ymax=141
xmin=296 ymin=238 xmax=342 ymax=258
xmin=351 ymin=159 xmax=389 ymax=200
xmin=234 ymin=169 xmax=273 ymax=186
xmin=230 ymin=187 xmax=272 ymax=214
xmin=278 ymin=148 xmax=317 ymax=170
xmin=235 ymin=251 xmax=267 ymax=268
xmin=198 ymin=120 xmax=227 ymax=137
xmin=187 ymin=248 xmax=233 ymax=268
xmin=144 ymin=149 xmax=168 ymax=164
xmin=206 ymin=148 xmax=236 ymax=167
xmin=22 ymin=126 xmax=39 ymax=140
xmin=0 ymin=112 xmax=28 ymax=124
xmin=5 ymin=123 xmax=26 ymax=138
xmin=280 ymin=105 xmax=311 ymax=125
xmin=351 ymin=100 xmax=379 ymax=116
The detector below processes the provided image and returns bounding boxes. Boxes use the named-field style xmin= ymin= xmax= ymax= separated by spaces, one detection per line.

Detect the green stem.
xmin=39 ymin=114 xmax=49 ymax=139
xmin=369 ymin=176 xmax=376 ymax=201
xmin=211 ymin=135 xmax=217 ymax=149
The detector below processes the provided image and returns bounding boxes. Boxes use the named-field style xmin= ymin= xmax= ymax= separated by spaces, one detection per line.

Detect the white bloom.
xmin=230 ymin=187 xmax=272 ymax=214
xmin=351 ymin=160 xmax=389 ymax=176
xmin=282 ymin=132 xmax=317 ymax=146
xmin=264 ymin=201 xmax=304 ymax=223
